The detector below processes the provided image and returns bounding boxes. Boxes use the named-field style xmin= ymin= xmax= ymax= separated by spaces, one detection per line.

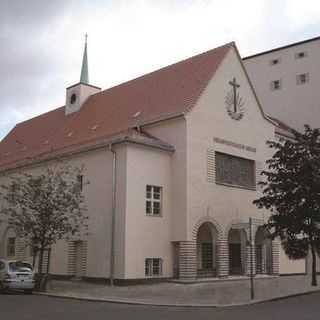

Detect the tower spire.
xmin=65 ymin=34 xmax=100 ymax=115
xmin=80 ymin=33 xmax=89 ymax=84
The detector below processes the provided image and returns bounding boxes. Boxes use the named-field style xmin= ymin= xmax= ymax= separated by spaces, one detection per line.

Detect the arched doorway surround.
xmin=196 ymin=222 xmax=218 ymax=277
xmin=191 ymin=217 xmax=223 ymax=278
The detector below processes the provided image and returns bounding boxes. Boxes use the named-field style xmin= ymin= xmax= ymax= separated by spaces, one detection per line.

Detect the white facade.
xmin=0 ymin=42 xmax=308 ymax=283
xmin=244 ymin=36 xmax=320 ymax=132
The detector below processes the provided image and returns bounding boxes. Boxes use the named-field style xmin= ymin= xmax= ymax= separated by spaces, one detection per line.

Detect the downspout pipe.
xmin=109 ymin=144 xmax=117 ymax=286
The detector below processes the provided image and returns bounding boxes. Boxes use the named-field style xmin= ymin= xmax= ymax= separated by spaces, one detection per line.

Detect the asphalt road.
xmin=1 ymin=292 xmax=320 ymax=320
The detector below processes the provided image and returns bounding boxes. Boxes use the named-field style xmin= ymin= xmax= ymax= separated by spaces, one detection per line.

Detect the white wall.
xmin=186 ymin=46 xmax=275 ymax=238
xmin=145 ymin=118 xmax=187 ymax=241
xmin=0 ymin=146 xmax=127 ymax=279
xmin=124 ymin=144 xmax=172 ymax=278
xmin=279 ymin=246 xmax=306 ymax=274
xmin=244 ymin=39 xmax=320 ymax=132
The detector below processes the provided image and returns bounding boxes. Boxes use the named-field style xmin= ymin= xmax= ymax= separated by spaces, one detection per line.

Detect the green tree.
xmin=254 ymin=125 xmax=320 ymax=286
xmin=0 ymin=165 xmax=88 ymax=289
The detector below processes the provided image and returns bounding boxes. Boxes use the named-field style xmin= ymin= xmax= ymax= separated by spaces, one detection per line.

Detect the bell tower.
xmin=65 ymin=35 xmax=101 ymax=115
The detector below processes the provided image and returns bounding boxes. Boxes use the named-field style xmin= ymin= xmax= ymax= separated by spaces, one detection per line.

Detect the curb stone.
xmin=34 ymin=289 xmax=320 ymax=308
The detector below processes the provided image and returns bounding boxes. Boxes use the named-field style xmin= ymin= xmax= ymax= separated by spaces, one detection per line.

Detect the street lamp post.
xmin=249 ymin=217 xmax=255 ymax=300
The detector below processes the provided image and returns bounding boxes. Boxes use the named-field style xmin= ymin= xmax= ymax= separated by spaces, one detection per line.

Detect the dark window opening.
xmin=215 ymin=152 xmax=255 ymax=189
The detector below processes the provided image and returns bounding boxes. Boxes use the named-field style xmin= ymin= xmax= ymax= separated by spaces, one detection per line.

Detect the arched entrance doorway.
xmin=228 ymin=228 xmax=247 ymax=275
xmin=255 ymin=227 xmax=272 ymax=274
xmin=196 ymin=222 xmax=218 ymax=277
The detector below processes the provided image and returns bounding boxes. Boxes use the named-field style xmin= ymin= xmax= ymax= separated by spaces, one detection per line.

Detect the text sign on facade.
xmin=213 ymin=137 xmax=256 ymax=153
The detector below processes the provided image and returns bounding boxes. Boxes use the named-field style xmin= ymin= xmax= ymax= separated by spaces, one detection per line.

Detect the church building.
xmin=0 ymin=39 xmax=307 ymax=282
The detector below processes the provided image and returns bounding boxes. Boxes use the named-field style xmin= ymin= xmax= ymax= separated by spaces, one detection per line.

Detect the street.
xmin=1 ymin=292 xmax=320 ymax=320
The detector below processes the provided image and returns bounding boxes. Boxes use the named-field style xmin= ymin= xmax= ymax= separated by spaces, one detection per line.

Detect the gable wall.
xmin=185 ymin=46 xmax=306 ymax=274
xmin=185 ymin=46 xmax=275 ymax=239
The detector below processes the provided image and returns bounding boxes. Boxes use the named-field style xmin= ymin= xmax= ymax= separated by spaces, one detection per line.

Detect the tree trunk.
xmin=32 ymin=247 xmax=38 ymax=269
xmin=38 ymin=247 xmax=44 ymax=276
xmin=36 ymin=246 xmax=45 ymax=291
xmin=46 ymin=248 xmax=51 ymax=275
xmin=310 ymin=243 xmax=317 ymax=286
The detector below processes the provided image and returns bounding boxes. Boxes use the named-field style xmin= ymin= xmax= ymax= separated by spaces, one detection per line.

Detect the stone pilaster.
xmin=179 ymin=241 xmax=197 ymax=279
xmin=272 ymin=240 xmax=280 ymax=275
xmin=217 ymin=236 xmax=229 ymax=277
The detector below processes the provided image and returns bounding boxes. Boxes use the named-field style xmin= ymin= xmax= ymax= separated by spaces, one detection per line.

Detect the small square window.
xmin=271 ymin=80 xmax=281 ymax=91
xmin=145 ymin=258 xmax=162 ymax=276
xmin=295 ymin=51 xmax=307 ymax=59
xmin=297 ymin=73 xmax=309 ymax=85
xmin=270 ymin=58 xmax=280 ymax=66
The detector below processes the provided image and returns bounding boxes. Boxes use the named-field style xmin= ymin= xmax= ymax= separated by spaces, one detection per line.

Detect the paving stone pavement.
xmin=43 ymin=274 xmax=320 ymax=306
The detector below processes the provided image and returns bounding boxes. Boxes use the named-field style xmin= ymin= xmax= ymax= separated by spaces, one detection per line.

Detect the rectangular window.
xmin=145 ymin=258 xmax=163 ymax=276
xmin=270 ymin=79 xmax=281 ymax=91
xmin=7 ymin=237 xmax=16 ymax=257
xmin=215 ymin=152 xmax=255 ymax=189
xmin=295 ymin=51 xmax=307 ymax=59
xmin=146 ymin=185 xmax=162 ymax=216
xmin=296 ymin=73 xmax=309 ymax=85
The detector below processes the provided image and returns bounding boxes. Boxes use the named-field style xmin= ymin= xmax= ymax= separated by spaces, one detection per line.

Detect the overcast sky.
xmin=1 ymin=0 xmax=320 ymax=139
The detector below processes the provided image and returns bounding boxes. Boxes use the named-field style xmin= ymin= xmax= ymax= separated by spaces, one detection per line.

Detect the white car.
xmin=0 ymin=259 xmax=35 ymax=294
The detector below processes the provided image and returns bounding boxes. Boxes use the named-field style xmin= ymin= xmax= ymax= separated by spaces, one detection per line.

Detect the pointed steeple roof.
xmin=80 ymin=34 xmax=89 ymax=84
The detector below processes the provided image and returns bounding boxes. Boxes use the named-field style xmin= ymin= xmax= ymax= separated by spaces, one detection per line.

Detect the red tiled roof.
xmin=0 ymin=42 xmax=232 ymax=171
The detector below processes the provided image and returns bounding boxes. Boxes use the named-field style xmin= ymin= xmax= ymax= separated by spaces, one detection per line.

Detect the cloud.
xmin=0 ymin=0 xmax=73 ymax=137
xmin=1 ymin=0 xmax=320 ymax=139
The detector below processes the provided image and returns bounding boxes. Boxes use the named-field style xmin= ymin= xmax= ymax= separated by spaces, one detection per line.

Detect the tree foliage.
xmin=0 ymin=164 xmax=88 ymax=284
xmin=254 ymin=125 xmax=320 ymax=286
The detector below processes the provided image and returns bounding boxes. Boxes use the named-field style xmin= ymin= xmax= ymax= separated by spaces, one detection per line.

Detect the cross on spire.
xmin=229 ymin=77 xmax=240 ymax=113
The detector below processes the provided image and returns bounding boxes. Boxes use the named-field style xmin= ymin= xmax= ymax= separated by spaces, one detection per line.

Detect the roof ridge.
xmin=13 ymin=42 xmax=234 ymax=128
xmin=96 ymin=42 xmax=234 ymax=96
xmin=0 ymin=41 xmax=233 ymax=169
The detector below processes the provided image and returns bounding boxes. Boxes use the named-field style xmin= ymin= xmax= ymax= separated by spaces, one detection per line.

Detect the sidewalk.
xmin=41 ymin=275 xmax=320 ymax=307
